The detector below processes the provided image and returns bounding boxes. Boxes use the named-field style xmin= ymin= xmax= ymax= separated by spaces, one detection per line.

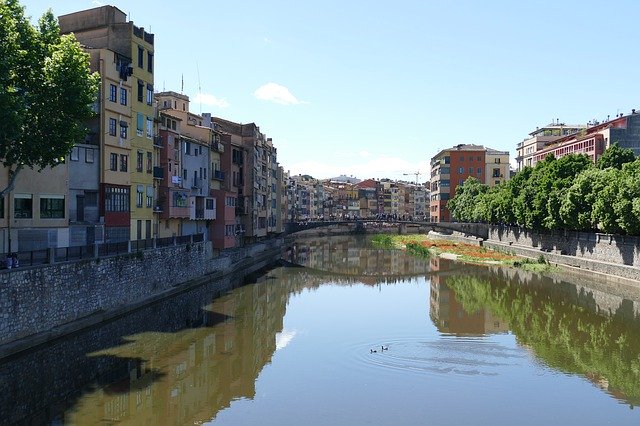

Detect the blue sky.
xmin=21 ymin=0 xmax=640 ymax=182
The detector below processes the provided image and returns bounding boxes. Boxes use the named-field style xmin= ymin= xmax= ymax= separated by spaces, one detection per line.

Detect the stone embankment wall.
xmin=0 ymin=238 xmax=283 ymax=356
xmin=487 ymin=225 xmax=640 ymax=266
xmin=482 ymin=225 xmax=640 ymax=282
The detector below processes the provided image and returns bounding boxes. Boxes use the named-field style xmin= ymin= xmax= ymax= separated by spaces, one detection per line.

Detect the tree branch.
xmin=0 ymin=164 xmax=24 ymax=198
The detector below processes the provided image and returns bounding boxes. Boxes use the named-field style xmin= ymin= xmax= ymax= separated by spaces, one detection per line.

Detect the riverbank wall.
xmin=431 ymin=224 xmax=640 ymax=283
xmin=0 ymin=238 xmax=283 ymax=359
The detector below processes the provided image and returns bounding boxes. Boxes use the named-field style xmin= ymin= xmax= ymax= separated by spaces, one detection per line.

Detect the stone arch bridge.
xmin=285 ymin=220 xmax=489 ymax=240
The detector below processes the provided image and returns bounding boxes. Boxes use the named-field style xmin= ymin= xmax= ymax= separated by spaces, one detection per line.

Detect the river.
xmin=2 ymin=235 xmax=640 ymax=425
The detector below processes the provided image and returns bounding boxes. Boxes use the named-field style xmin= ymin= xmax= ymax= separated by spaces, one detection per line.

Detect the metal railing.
xmin=1 ymin=233 xmax=206 ymax=271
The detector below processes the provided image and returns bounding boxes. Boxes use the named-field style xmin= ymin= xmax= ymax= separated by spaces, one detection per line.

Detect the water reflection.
xmin=428 ymin=256 xmax=640 ymax=405
xmin=2 ymin=236 xmax=640 ymax=424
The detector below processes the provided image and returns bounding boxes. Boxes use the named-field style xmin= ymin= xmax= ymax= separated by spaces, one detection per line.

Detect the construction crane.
xmin=403 ymin=171 xmax=421 ymax=185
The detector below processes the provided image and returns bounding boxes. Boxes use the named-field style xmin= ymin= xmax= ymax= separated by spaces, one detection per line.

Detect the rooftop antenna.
xmin=181 ymin=74 xmax=184 ymax=94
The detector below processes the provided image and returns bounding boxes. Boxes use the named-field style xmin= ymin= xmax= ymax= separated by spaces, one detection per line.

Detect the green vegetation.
xmin=448 ymin=144 xmax=640 ymax=235
xmin=445 ymin=275 xmax=640 ymax=404
xmin=405 ymin=241 xmax=431 ymax=257
xmin=371 ymin=234 xmax=397 ymax=248
xmin=0 ymin=0 xmax=100 ymax=196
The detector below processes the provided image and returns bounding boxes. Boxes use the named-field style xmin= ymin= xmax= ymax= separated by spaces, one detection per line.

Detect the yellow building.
xmin=60 ymin=5 xmax=156 ymax=242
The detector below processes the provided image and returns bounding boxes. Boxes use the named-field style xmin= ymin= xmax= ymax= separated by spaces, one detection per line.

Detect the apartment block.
xmin=60 ymin=5 xmax=156 ymax=242
xmin=430 ymin=144 xmax=510 ymax=222
xmin=523 ymin=111 xmax=640 ymax=168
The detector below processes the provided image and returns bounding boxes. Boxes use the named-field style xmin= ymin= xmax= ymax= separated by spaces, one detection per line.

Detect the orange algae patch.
xmin=402 ymin=238 xmax=517 ymax=262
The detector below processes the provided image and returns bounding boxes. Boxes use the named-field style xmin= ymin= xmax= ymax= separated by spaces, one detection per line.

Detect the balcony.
xmin=211 ymin=141 xmax=225 ymax=153
xmin=153 ymin=135 xmax=163 ymax=148
xmin=153 ymin=166 xmax=164 ymax=179
xmin=213 ymin=170 xmax=225 ymax=181
xmin=153 ymin=204 xmax=163 ymax=213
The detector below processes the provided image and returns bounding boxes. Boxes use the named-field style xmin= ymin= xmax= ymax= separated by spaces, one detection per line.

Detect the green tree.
xmin=559 ymin=168 xmax=612 ymax=231
xmin=613 ymin=160 xmax=640 ymax=234
xmin=596 ymin=143 xmax=636 ymax=170
xmin=447 ymin=177 xmax=488 ymax=222
xmin=0 ymin=0 xmax=100 ymax=196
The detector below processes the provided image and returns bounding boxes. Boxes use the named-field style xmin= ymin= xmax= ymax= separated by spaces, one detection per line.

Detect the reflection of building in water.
xmin=61 ymin=273 xmax=288 ymax=425
xmin=287 ymin=236 xmax=430 ymax=280
xmin=429 ymin=257 xmax=508 ymax=335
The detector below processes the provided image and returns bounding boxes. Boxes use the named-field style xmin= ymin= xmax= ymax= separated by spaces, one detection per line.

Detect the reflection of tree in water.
xmin=441 ymin=267 xmax=640 ymax=405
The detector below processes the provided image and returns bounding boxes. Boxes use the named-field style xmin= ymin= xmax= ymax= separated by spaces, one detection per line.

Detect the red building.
xmin=430 ymin=144 xmax=510 ymax=222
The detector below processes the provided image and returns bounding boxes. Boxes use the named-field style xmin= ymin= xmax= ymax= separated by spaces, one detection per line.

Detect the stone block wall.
xmin=488 ymin=225 xmax=640 ymax=267
xmin=0 ymin=238 xmax=283 ymax=349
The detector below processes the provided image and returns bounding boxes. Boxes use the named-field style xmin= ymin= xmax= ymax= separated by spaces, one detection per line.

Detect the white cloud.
xmin=254 ymin=82 xmax=306 ymax=105
xmin=193 ymin=93 xmax=230 ymax=108
xmin=275 ymin=329 xmax=297 ymax=351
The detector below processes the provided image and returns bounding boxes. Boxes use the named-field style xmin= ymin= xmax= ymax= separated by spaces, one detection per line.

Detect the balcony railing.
xmin=153 ymin=135 xmax=163 ymax=148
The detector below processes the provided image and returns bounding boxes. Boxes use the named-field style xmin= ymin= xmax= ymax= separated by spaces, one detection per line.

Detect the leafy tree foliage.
xmin=596 ymin=143 xmax=635 ymax=170
xmin=446 ymin=177 xmax=488 ymax=222
xmin=446 ymin=144 xmax=640 ymax=235
xmin=0 ymin=0 xmax=100 ymax=195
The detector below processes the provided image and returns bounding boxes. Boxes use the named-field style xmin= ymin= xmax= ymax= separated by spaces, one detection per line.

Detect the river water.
xmin=2 ymin=235 xmax=640 ymax=425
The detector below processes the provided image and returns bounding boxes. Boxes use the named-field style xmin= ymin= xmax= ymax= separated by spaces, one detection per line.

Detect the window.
xmin=70 ymin=147 xmax=79 ymax=161
xmin=492 ymin=168 xmax=501 ymax=178
xmin=85 ymin=148 xmax=94 ymax=163
xmin=40 ymin=197 xmax=65 ymax=219
xmin=458 ymin=167 xmax=464 ymax=174
xmin=137 ymin=151 xmax=143 ymax=172
xmin=109 ymin=118 xmax=117 ymax=136
xmin=0 ymin=197 xmax=3 ymax=218
xmin=173 ymin=191 xmax=188 ymax=207
xmin=120 ymin=154 xmax=128 ymax=172
xmin=184 ymin=142 xmax=191 ymax=155
xmin=477 ymin=167 xmax=482 ymax=174
xmin=147 ymin=52 xmax=153 ymax=72
xmin=206 ymin=199 xmax=214 ymax=210
xmin=146 ymin=84 xmax=153 ymax=105
xmin=105 ymin=186 xmax=130 ymax=212
xmin=14 ymin=195 xmax=32 ymax=218
xmin=137 ymin=80 xmax=144 ymax=102
xmin=136 ymin=189 xmax=143 ymax=208
xmin=110 ymin=153 xmax=118 ymax=171
xmin=146 ymin=152 xmax=152 ymax=173
xmin=120 ymin=87 xmax=127 ymax=105
xmin=146 ymin=117 xmax=153 ymax=138
xmin=460 ymin=156 xmax=464 ymax=162
xmin=468 ymin=167 xmax=473 ymax=174
xmin=137 ymin=113 xmax=144 ymax=136
xmin=109 ymin=84 xmax=117 ymax=102
xmin=138 ymin=45 xmax=144 ymax=68
xmin=120 ymin=122 xmax=127 ymax=139
xmin=495 ymin=158 xmax=501 ymax=163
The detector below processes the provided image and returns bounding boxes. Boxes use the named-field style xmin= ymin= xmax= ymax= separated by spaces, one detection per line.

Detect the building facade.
xmin=430 ymin=144 xmax=510 ymax=222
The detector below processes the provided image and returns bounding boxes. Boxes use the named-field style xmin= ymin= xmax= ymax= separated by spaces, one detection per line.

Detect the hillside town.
xmin=2 ymin=4 xmax=640 ymax=254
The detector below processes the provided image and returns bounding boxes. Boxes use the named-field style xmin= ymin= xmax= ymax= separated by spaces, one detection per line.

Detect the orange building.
xmin=430 ymin=144 xmax=509 ymax=222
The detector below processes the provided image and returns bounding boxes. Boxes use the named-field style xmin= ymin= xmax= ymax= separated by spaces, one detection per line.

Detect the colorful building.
xmin=430 ymin=144 xmax=510 ymax=222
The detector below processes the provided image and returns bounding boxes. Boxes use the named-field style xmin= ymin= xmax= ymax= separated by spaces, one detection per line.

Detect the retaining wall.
xmin=488 ymin=225 xmax=640 ymax=267
xmin=0 ymin=238 xmax=283 ymax=356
